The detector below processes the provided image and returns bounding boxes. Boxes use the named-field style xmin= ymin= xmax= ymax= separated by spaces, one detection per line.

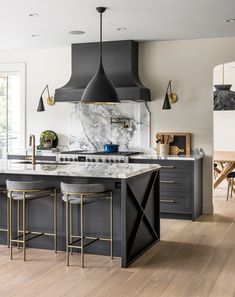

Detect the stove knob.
xmin=98 ymin=159 xmax=103 ymax=162
xmin=60 ymin=157 xmax=64 ymax=161
xmin=91 ymin=159 xmax=96 ymax=162
xmin=87 ymin=158 xmax=91 ymax=162
xmin=65 ymin=158 xmax=68 ymax=162
xmin=105 ymin=159 xmax=109 ymax=163
xmin=120 ymin=160 xmax=124 ymax=163
xmin=69 ymin=158 xmax=73 ymax=162
xmin=115 ymin=160 xmax=120 ymax=163
xmin=74 ymin=158 xmax=78 ymax=162
xmin=110 ymin=160 xmax=114 ymax=163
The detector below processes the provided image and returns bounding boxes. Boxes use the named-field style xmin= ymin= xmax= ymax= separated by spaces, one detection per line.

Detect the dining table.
xmin=214 ymin=151 xmax=235 ymax=188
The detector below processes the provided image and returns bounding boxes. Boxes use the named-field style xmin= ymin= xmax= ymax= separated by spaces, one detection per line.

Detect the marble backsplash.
xmin=68 ymin=102 xmax=150 ymax=151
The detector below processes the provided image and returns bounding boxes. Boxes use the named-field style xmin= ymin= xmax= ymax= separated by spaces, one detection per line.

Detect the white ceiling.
xmin=1 ymin=0 xmax=235 ymax=50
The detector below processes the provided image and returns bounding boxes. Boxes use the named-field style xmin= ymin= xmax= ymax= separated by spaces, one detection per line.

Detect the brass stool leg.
xmin=17 ymin=200 xmax=20 ymax=249
xmin=110 ymin=191 xmax=113 ymax=259
xmin=7 ymin=195 xmax=10 ymax=248
xmin=66 ymin=195 xmax=69 ymax=266
xmin=9 ymin=192 xmax=13 ymax=259
xmin=23 ymin=193 xmax=26 ymax=261
xmin=80 ymin=194 xmax=84 ymax=268
xmin=70 ymin=202 xmax=73 ymax=255
xmin=53 ymin=189 xmax=57 ymax=253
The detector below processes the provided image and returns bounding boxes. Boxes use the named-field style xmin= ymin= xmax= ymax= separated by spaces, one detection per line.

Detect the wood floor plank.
xmin=0 ymin=186 xmax=234 ymax=297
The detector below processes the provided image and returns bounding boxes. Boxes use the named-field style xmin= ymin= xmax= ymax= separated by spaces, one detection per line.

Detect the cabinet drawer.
xmin=130 ymin=159 xmax=193 ymax=173
xmin=160 ymin=172 xmax=192 ymax=193
xmin=160 ymin=192 xmax=192 ymax=213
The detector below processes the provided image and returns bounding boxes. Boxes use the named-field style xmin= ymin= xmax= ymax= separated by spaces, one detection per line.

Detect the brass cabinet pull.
xmin=160 ymin=199 xmax=176 ymax=203
xmin=160 ymin=180 xmax=176 ymax=184
xmin=161 ymin=166 xmax=175 ymax=169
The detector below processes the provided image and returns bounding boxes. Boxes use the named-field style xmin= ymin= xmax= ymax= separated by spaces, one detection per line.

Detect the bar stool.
xmin=61 ymin=182 xmax=113 ymax=268
xmin=227 ymin=172 xmax=235 ymax=201
xmin=6 ymin=180 xmax=57 ymax=261
xmin=0 ymin=185 xmax=9 ymax=246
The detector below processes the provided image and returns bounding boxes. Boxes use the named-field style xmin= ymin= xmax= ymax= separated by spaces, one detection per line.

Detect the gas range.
xmin=57 ymin=150 xmax=141 ymax=164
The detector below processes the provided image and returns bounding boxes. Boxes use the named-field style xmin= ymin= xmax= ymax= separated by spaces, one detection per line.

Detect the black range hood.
xmin=55 ymin=40 xmax=150 ymax=102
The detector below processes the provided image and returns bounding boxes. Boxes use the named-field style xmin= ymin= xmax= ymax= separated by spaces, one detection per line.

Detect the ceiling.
xmin=1 ymin=0 xmax=235 ymax=50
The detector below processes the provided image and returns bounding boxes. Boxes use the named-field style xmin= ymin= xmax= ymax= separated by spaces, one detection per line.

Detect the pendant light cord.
xmin=100 ymin=12 xmax=103 ymax=64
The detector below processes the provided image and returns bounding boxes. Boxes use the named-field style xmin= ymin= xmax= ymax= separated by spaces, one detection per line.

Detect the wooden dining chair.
xmin=227 ymin=171 xmax=235 ymax=201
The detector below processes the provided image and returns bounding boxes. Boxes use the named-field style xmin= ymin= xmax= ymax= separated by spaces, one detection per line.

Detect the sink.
xmin=14 ymin=161 xmax=69 ymax=165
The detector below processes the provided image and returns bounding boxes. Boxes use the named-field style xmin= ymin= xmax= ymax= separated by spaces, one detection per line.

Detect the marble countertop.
xmin=130 ymin=153 xmax=203 ymax=161
xmin=0 ymin=160 xmax=161 ymax=179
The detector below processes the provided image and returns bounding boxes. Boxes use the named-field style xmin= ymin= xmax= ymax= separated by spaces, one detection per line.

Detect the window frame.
xmin=0 ymin=62 xmax=26 ymax=152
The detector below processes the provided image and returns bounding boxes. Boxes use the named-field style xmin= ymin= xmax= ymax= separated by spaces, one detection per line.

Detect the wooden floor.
xmin=1 ymin=185 xmax=235 ymax=297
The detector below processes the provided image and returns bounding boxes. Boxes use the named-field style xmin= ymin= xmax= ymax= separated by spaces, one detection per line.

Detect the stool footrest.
xmin=0 ymin=228 xmax=8 ymax=232
xmin=71 ymin=235 xmax=111 ymax=241
xmin=12 ymin=231 xmax=44 ymax=242
xmin=18 ymin=230 xmax=55 ymax=237
xmin=68 ymin=237 xmax=100 ymax=249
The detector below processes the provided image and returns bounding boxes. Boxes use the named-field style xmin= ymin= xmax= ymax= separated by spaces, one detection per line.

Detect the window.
xmin=0 ymin=63 xmax=25 ymax=157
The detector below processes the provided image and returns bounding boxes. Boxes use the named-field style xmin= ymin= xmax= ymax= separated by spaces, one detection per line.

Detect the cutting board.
xmin=170 ymin=146 xmax=185 ymax=155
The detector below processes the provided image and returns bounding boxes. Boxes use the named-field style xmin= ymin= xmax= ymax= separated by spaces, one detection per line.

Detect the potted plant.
xmin=40 ymin=131 xmax=56 ymax=149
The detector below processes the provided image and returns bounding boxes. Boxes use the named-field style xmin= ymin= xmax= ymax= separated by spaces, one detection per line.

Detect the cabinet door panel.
xmin=160 ymin=172 xmax=192 ymax=193
xmin=160 ymin=191 xmax=192 ymax=213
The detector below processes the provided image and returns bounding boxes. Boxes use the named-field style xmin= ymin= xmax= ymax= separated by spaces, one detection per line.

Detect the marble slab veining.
xmin=0 ymin=160 xmax=160 ymax=179
xmin=68 ymin=102 xmax=150 ymax=151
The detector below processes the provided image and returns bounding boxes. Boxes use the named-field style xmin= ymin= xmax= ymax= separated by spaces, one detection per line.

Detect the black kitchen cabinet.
xmin=130 ymin=158 xmax=203 ymax=221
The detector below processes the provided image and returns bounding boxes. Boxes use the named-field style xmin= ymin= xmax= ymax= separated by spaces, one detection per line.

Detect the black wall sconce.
xmin=37 ymin=85 xmax=55 ymax=112
xmin=162 ymin=80 xmax=178 ymax=110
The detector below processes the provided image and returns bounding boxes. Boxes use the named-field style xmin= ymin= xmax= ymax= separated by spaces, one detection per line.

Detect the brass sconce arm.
xmin=37 ymin=85 xmax=55 ymax=112
xmin=162 ymin=80 xmax=179 ymax=110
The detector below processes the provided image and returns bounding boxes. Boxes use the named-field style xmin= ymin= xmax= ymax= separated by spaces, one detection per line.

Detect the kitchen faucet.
xmin=29 ymin=134 xmax=36 ymax=165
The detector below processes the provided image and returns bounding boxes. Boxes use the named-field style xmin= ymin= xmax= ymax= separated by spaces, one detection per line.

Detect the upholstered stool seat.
xmin=61 ymin=182 xmax=107 ymax=204
xmin=61 ymin=182 xmax=112 ymax=268
xmin=6 ymin=180 xmax=57 ymax=261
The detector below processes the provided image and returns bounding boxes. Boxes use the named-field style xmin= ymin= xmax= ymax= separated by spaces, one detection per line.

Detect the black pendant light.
xmin=81 ymin=7 xmax=120 ymax=104
xmin=213 ymin=65 xmax=235 ymax=110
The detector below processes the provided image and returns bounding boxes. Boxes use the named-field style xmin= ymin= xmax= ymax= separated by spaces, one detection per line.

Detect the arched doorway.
xmin=213 ymin=61 xmax=235 ymax=212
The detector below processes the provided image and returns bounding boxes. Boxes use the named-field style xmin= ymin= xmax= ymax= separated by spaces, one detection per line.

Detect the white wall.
xmin=139 ymin=37 xmax=235 ymax=214
xmin=213 ymin=62 xmax=235 ymax=151
xmin=0 ymin=47 xmax=72 ymax=149
xmin=214 ymin=111 xmax=235 ymax=151
xmin=2 ymin=37 xmax=235 ymax=213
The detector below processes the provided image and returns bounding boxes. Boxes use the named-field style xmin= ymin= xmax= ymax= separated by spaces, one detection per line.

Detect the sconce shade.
xmin=81 ymin=63 xmax=119 ymax=104
xmin=37 ymin=96 xmax=45 ymax=112
xmin=162 ymin=93 xmax=171 ymax=110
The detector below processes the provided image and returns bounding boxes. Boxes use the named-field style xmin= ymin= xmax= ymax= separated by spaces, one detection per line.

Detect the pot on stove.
xmin=103 ymin=142 xmax=119 ymax=153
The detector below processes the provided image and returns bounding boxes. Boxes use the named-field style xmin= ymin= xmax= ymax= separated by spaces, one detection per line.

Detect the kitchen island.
xmin=0 ymin=160 xmax=160 ymax=268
